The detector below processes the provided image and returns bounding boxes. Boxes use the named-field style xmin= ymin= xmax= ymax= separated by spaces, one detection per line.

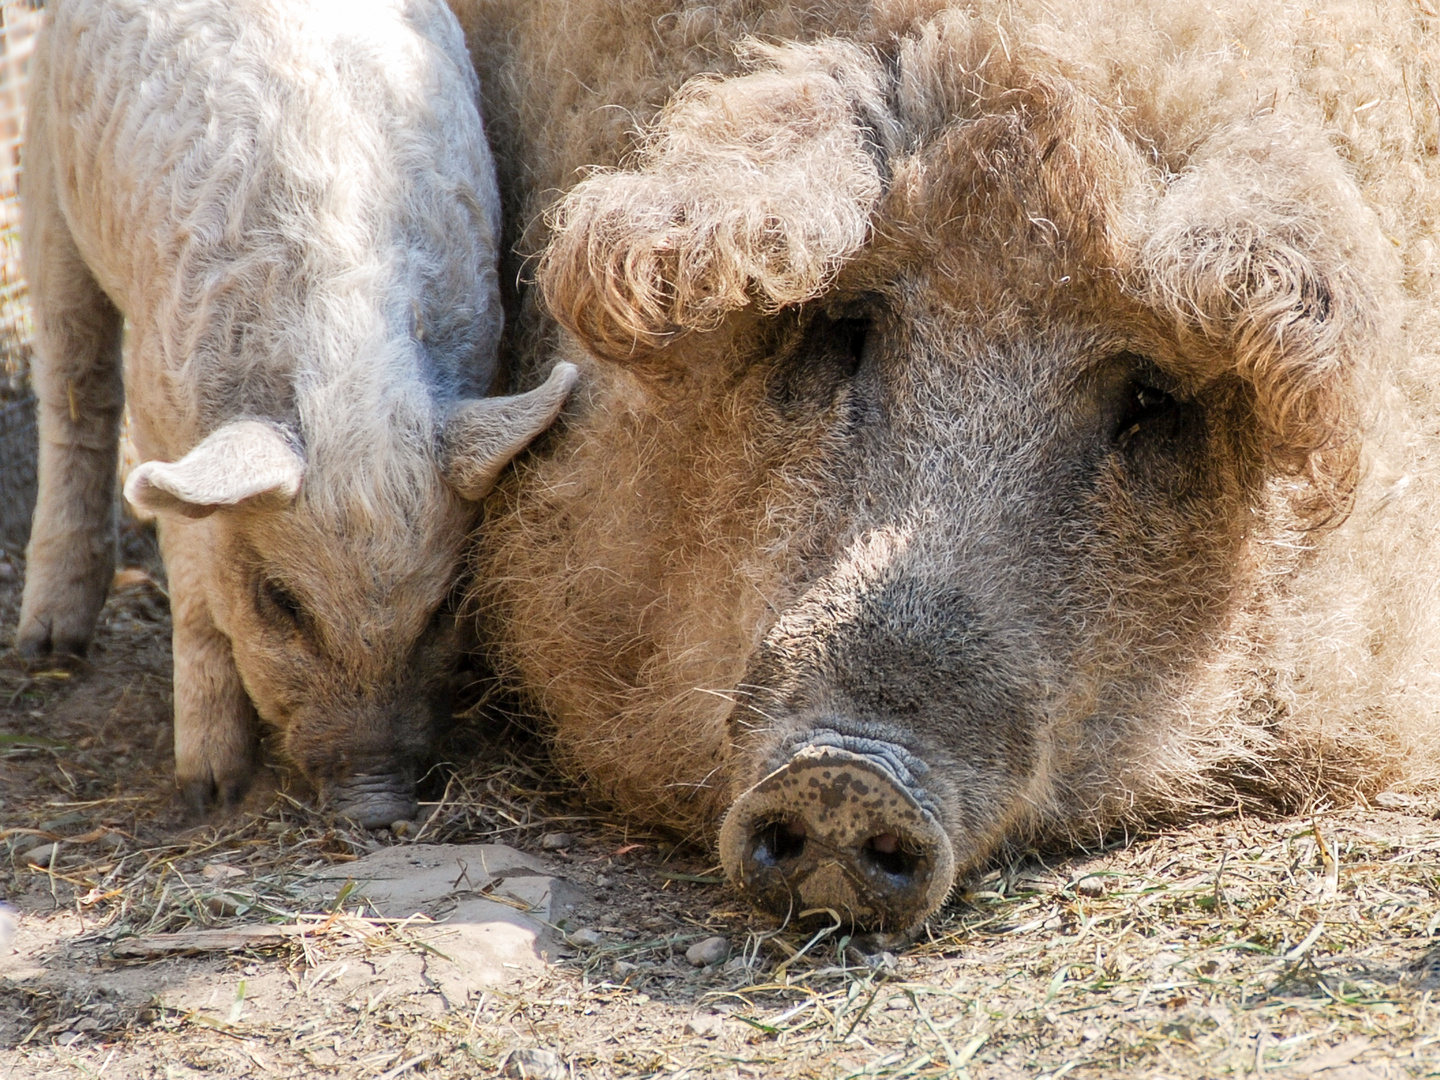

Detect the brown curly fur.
xmin=456 ymin=0 xmax=1440 ymax=868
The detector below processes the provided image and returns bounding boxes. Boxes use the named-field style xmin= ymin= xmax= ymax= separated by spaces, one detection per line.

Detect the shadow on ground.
xmin=2 ymin=537 xmax=1439 ymax=1080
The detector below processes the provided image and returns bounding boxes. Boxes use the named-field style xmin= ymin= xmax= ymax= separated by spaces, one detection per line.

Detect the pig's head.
xmin=126 ymin=363 xmax=576 ymax=826
xmin=490 ymin=17 xmax=1393 ymax=929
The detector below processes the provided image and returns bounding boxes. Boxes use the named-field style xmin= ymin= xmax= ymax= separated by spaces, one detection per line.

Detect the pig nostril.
xmin=751 ymin=818 xmax=808 ymax=867
xmin=862 ymin=832 xmax=920 ymax=881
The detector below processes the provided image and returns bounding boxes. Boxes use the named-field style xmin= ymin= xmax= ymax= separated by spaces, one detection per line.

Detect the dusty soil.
xmin=2 ymin=533 xmax=1440 ymax=1080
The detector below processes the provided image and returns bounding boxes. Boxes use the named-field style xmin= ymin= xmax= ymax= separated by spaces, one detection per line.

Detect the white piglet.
xmin=18 ymin=0 xmax=575 ymax=823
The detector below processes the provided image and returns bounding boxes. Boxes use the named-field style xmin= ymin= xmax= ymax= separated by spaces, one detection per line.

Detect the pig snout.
xmin=326 ymin=770 xmax=419 ymax=829
xmin=718 ymin=744 xmax=955 ymax=930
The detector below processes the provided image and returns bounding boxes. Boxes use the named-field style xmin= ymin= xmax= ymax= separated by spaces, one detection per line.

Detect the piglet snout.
xmin=719 ymin=745 xmax=954 ymax=931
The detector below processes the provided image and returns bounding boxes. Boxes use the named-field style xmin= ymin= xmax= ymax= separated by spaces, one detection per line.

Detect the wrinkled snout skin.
xmin=718 ymin=743 xmax=955 ymax=929
xmin=463 ymin=0 xmax=1434 ymax=931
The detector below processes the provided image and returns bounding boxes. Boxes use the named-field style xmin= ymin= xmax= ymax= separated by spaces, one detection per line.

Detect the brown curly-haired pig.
xmin=451 ymin=0 xmax=1440 ymax=930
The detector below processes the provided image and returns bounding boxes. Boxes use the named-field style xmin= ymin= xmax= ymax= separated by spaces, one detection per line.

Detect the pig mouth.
xmin=326 ymin=773 xmax=418 ymax=829
xmin=719 ymin=743 xmax=956 ymax=931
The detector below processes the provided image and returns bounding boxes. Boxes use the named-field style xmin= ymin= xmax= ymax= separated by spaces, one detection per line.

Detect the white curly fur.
xmin=18 ymin=0 xmax=574 ymax=816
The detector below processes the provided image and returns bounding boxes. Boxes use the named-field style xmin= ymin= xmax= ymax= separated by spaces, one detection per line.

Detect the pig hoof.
xmin=719 ymin=745 xmax=955 ymax=931
xmin=180 ymin=774 xmax=252 ymax=819
xmin=328 ymin=774 xmax=417 ymax=830
xmin=15 ymin=620 xmax=89 ymax=665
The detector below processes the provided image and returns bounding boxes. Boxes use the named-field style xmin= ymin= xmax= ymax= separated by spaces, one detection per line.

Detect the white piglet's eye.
xmin=257 ymin=578 xmax=305 ymax=627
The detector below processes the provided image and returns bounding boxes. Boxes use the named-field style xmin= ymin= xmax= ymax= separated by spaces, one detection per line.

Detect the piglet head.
xmin=126 ymin=363 xmax=578 ymax=823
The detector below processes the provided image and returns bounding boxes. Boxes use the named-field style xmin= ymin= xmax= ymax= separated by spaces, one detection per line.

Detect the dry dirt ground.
xmin=2 ymin=534 xmax=1440 ymax=1080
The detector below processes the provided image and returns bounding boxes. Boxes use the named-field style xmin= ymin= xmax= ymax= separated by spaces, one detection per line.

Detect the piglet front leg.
xmin=163 ymin=525 xmax=259 ymax=814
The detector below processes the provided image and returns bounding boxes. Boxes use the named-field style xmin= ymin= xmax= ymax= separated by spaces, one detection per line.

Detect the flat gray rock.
xmin=302 ymin=843 xmax=583 ymax=1004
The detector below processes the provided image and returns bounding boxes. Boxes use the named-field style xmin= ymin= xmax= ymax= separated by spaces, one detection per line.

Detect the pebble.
xmin=0 ymin=903 xmax=16 ymax=949
xmin=848 ymin=948 xmax=898 ymax=973
xmin=7 ymin=835 xmax=45 ymax=859
xmin=685 ymin=936 xmax=730 ymax=968
xmin=0 ymin=561 xmax=13 ymax=581
xmin=612 ymin=960 xmax=639 ymax=978
xmin=390 ymin=820 xmax=413 ymax=838
xmin=201 ymin=895 xmax=240 ymax=917
xmin=39 ymin=811 xmax=90 ymax=833
xmin=22 ymin=844 xmax=59 ymax=868
xmin=503 ymin=1047 xmax=565 ymax=1080
xmin=201 ymin=863 xmax=245 ymax=882
xmin=685 ymin=1013 xmax=726 ymax=1038
xmin=567 ymin=928 xmax=602 ymax=948
xmin=539 ymin=832 xmax=573 ymax=851
xmin=1375 ymin=790 xmax=1418 ymax=809
xmin=1074 ymin=875 xmax=1106 ymax=898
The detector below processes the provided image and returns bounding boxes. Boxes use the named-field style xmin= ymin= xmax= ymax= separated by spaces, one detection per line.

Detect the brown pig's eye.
xmin=258 ymin=578 xmax=305 ymax=627
xmin=831 ymin=317 xmax=871 ymax=378
xmin=1112 ymin=355 xmax=1182 ymax=449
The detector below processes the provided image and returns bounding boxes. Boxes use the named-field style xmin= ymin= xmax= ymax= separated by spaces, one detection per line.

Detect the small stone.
xmin=539 ymin=833 xmax=573 ymax=851
xmin=0 ymin=904 xmax=17 ymax=949
xmin=685 ymin=1013 xmax=726 ymax=1038
xmin=612 ymin=960 xmax=639 ymax=978
xmin=594 ymin=874 xmax=610 ymax=887
xmin=23 ymin=844 xmax=59 ymax=868
xmin=567 ymin=928 xmax=602 ymax=948
xmin=503 ymin=1047 xmax=565 ymax=1080
xmin=39 ymin=811 xmax=90 ymax=833
xmin=0 ymin=561 xmax=14 ymax=581
xmin=1375 ymin=791 xmax=1418 ymax=809
xmin=685 ymin=936 xmax=729 ymax=968
xmin=201 ymin=863 xmax=245 ymax=882
xmin=856 ymin=950 xmax=898 ymax=973
xmin=722 ymin=955 xmax=752 ymax=975
xmin=201 ymin=894 xmax=240 ymax=917
xmin=390 ymin=820 xmax=412 ymax=838
xmin=7 ymin=835 xmax=45 ymax=859
xmin=1074 ymin=875 xmax=1106 ymax=898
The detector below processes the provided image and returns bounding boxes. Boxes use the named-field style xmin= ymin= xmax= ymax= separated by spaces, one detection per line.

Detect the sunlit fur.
xmin=459 ymin=0 xmax=1440 ymax=890
xmin=20 ymin=0 xmax=505 ymax=807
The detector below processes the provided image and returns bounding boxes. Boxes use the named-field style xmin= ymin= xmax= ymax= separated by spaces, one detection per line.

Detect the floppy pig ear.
xmin=1138 ymin=122 xmax=1391 ymax=490
xmin=539 ymin=39 xmax=896 ymax=364
xmin=440 ymin=360 xmax=578 ymax=500
xmin=124 ymin=420 xmax=304 ymax=519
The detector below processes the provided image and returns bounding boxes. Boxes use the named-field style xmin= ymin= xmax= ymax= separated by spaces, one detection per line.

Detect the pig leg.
xmin=16 ymin=127 xmax=125 ymax=661
xmin=162 ymin=522 xmax=260 ymax=813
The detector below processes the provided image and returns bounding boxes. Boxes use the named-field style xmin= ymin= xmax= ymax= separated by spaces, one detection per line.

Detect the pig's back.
xmin=33 ymin=0 xmax=503 ymax=445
